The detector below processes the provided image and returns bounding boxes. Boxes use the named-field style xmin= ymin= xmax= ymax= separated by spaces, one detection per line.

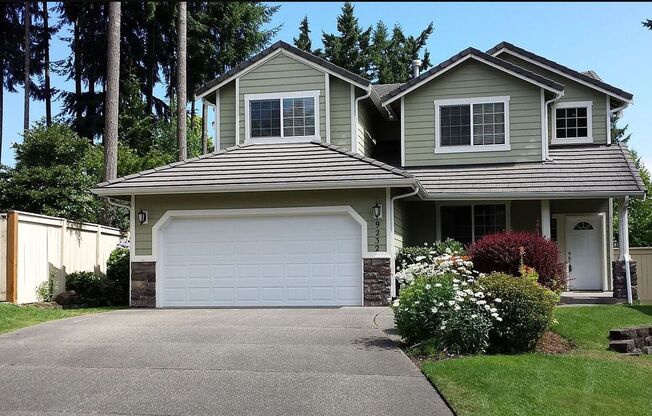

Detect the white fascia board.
xmin=421 ymin=191 xmax=646 ymax=201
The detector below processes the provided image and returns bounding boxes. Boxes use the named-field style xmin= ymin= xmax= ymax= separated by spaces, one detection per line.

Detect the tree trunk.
xmin=23 ymin=1 xmax=30 ymax=132
xmin=145 ymin=2 xmax=154 ymax=114
xmin=103 ymin=1 xmax=120 ymax=181
xmin=42 ymin=1 xmax=51 ymax=126
xmin=176 ymin=1 xmax=187 ymax=161
xmin=201 ymin=100 xmax=208 ymax=154
xmin=0 ymin=72 xmax=3 ymax=163
xmin=74 ymin=18 xmax=82 ymax=122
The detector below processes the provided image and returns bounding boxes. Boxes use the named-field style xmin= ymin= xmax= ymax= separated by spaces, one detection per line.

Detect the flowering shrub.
xmin=468 ymin=231 xmax=566 ymax=291
xmin=476 ymin=273 xmax=559 ymax=352
xmin=395 ymin=239 xmax=465 ymax=271
xmin=392 ymin=255 xmax=502 ymax=354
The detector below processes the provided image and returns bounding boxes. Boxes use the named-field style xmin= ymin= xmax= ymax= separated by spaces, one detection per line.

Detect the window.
xmin=434 ymin=96 xmax=510 ymax=153
xmin=552 ymin=101 xmax=593 ymax=145
xmin=439 ymin=204 xmax=508 ymax=245
xmin=573 ymin=221 xmax=594 ymax=231
xmin=245 ymin=91 xmax=320 ymax=143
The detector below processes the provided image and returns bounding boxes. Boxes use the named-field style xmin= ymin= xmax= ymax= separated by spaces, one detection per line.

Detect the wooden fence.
xmin=614 ymin=247 xmax=652 ymax=302
xmin=1 ymin=211 xmax=125 ymax=304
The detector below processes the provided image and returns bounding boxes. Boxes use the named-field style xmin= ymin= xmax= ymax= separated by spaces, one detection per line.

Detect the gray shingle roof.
xmin=379 ymin=47 xmax=565 ymax=104
xmin=487 ymin=42 xmax=633 ymax=101
xmin=408 ymin=144 xmax=645 ymax=199
xmin=92 ymin=142 xmax=416 ymax=195
xmin=194 ymin=41 xmax=370 ymax=98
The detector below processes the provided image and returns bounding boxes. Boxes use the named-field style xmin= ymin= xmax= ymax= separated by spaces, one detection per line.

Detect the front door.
xmin=566 ymin=214 xmax=604 ymax=290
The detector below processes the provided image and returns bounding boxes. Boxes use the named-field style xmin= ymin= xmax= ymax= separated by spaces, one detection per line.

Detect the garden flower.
xmin=495 ymin=298 xmax=502 ymax=303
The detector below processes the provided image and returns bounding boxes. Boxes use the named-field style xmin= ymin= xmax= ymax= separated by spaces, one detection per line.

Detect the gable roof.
xmin=408 ymin=143 xmax=645 ymax=199
xmin=487 ymin=41 xmax=633 ymax=102
xmin=194 ymin=41 xmax=371 ymax=99
xmin=379 ymin=47 xmax=565 ymax=105
xmin=92 ymin=142 xmax=416 ymax=196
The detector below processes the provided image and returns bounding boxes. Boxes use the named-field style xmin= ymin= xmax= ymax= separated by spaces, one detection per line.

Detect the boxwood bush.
xmin=476 ymin=273 xmax=559 ymax=352
xmin=106 ymin=247 xmax=129 ymax=302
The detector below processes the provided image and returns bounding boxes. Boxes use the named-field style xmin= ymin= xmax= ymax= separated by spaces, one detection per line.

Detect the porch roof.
xmin=409 ymin=143 xmax=646 ymax=200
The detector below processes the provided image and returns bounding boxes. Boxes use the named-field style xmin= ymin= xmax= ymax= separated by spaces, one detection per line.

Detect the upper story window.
xmin=434 ymin=96 xmax=510 ymax=154
xmin=552 ymin=101 xmax=593 ymax=145
xmin=245 ymin=90 xmax=320 ymax=143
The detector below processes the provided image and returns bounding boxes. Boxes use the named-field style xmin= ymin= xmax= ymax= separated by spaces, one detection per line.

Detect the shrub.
xmin=468 ymin=231 xmax=567 ymax=291
xmin=106 ymin=247 xmax=129 ymax=302
xmin=395 ymin=239 xmax=465 ymax=271
xmin=66 ymin=271 xmax=125 ymax=306
xmin=392 ymin=255 xmax=502 ymax=355
xmin=36 ymin=272 xmax=58 ymax=302
xmin=476 ymin=273 xmax=559 ymax=352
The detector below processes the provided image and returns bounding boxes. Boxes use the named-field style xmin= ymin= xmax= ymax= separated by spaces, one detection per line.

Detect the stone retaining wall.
xmin=612 ymin=260 xmax=638 ymax=300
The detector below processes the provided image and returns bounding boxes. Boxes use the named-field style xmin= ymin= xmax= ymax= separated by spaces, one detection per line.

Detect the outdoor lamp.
xmin=137 ymin=209 xmax=148 ymax=225
xmin=372 ymin=202 xmax=383 ymax=219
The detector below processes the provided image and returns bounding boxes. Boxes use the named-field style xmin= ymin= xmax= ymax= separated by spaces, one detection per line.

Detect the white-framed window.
xmin=244 ymin=90 xmax=320 ymax=143
xmin=551 ymin=101 xmax=593 ymax=145
xmin=434 ymin=96 xmax=511 ymax=154
xmin=437 ymin=203 xmax=510 ymax=245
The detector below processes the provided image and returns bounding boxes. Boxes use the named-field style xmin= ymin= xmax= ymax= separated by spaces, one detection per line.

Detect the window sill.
xmin=434 ymin=144 xmax=511 ymax=154
xmin=245 ymin=136 xmax=321 ymax=145
xmin=550 ymin=137 xmax=593 ymax=145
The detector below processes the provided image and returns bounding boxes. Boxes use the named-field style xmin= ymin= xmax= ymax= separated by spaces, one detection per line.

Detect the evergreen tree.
xmin=643 ymin=19 xmax=652 ymax=29
xmin=293 ymin=16 xmax=312 ymax=52
xmin=321 ymin=2 xmax=372 ymax=77
xmin=369 ymin=22 xmax=433 ymax=83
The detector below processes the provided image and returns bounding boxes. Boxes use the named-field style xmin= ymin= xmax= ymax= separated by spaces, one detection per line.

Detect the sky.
xmin=2 ymin=1 xmax=651 ymax=168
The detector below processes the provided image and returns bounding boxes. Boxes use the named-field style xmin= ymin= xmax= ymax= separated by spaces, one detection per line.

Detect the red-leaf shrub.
xmin=468 ymin=231 xmax=567 ymax=291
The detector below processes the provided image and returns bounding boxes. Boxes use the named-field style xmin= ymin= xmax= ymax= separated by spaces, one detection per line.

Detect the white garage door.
xmin=158 ymin=212 xmax=363 ymax=307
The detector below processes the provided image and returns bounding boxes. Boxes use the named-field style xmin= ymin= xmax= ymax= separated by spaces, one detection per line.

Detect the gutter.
xmin=543 ymin=92 xmax=563 ymax=161
xmin=352 ymin=88 xmax=372 ymax=153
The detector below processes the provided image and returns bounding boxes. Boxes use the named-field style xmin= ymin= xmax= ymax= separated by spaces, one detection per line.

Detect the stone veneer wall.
xmin=363 ymin=258 xmax=392 ymax=306
xmin=612 ymin=260 xmax=638 ymax=300
xmin=131 ymin=262 xmax=156 ymax=307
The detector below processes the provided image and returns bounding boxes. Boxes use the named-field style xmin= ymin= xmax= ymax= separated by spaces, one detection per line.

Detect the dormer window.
xmin=245 ymin=91 xmax=320 ymax=143
xmin=552 ymin=101 xmax=592 ymax=145
xmin=434 ymin=96 xmax=511 ymax=154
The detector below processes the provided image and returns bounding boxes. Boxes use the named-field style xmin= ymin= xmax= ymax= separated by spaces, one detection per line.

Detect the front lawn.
xmin=0 ymin=303 xmax=119 ymax=335
xmin=421 ymin=305 xmax=652 ymax=416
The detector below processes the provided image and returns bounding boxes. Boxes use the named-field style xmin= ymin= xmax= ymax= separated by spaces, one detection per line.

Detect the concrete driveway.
xmin=0 ymin=308 xmax=452 ymax=416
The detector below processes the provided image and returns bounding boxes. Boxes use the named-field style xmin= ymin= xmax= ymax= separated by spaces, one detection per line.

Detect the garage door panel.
xmin=158 ymin=213 xmax=362 ymax=307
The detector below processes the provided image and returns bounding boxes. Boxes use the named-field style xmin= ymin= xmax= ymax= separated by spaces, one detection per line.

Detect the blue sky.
xmin=2 ymin=2 xmax=651 ymax=167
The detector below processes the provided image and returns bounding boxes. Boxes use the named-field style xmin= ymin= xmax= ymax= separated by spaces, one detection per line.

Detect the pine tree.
xmin=293 ymin=16 xmax=312 ymax=52
xmin=643 ymin=19 xmax=652 ymax=29
xmin=0 ymin=2 xmax=24 ymax=161
xmin=321 ymin=2 xmax=372 ymax=77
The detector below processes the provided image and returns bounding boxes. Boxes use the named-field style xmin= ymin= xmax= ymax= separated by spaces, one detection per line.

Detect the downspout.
xmin=607 ymin=103 xmax=629 ymax=146
xmin=389 ymin=185 xmax=420 ymax=298
xmin=352 ymin=87 xmax=372 ymax=154
xmin=543 ymin=92 xmax=563 ymax=161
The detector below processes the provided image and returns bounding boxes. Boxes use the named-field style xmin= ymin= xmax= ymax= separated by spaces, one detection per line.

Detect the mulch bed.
xmin=536 ymin=330 xmax=574 ymax=354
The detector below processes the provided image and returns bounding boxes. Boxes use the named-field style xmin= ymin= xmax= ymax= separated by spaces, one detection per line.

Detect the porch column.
xmin=618 ymin=196 xmax=633 ymax=304
xmin=540 ymin=199 xmax=551 ymax=239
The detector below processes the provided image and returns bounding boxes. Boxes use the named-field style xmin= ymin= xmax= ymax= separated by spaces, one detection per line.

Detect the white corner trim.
xmin=235 ymin=77 xmax=240 ymax=145
xmin=606 ymin=95 xmax=611 ymax=145
xmin=540 ymin=89 xmax=546 ymax=161
xmin=325 ymin=73 xmax=331 ymax=144
xmin=551 ymin=100 xmax=593 ymax=145
xmin=400 ymin=97 xmax=405 ymax=167
xmin=350 ymin=84 xmax=356 ymax=152
xmin=433 ymin=96 xmax=511 ymax=154
xmin=243 ymin=90 xmax=321 ymax=144
xmin=215 ymin=89 xmax=221 ymax=150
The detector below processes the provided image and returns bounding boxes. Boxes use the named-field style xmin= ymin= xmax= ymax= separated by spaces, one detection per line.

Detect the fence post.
xmin=59 ymin=219 xmax=67 ymax=294
xmin=96 ymin=224 xmax=102 ymax=274
xmin=6 ymin=211 xmax=18 ymax=303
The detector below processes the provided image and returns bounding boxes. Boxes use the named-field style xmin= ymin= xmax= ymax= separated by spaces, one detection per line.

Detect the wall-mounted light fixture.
xmin=372 ymin=202 xmax=383 ymax=219
xmin=137 ymin=209 xmax=148 ymax=225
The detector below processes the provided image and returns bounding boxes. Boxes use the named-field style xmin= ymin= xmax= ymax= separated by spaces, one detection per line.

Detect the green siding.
xmin=218 ymin=81 xmax=236 ymax=149
xmin=357 ymin=98 xmax=376 ymax=156
xmin=403 ymin=59 xmax=543 ymax=166
xmin=330 ymin=77 xmax=352 ymax=149
xmin=393 ymin=200 xmax=406 ymax=250
xmin=134 ymin=189 xmax=387 ymax=256
xmin=238 ymin=52 xmax=326 ymax=142
xmin=497 ymin=53 xmax=608 ymax=145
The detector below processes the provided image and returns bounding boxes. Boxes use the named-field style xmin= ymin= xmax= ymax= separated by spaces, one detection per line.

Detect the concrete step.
xmin=560 ymin=291 xmax=623 ymax=305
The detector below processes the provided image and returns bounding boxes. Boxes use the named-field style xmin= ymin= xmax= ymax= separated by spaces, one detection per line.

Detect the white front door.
xmin=157 ymin=212 xmax=363 ymax=307
xmin=565 ymin=214 xmax=604 ymax=290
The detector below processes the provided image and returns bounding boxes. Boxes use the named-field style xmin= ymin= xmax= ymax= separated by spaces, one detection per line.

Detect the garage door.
xmin=158 ymin=212 xmax=363 ymax=307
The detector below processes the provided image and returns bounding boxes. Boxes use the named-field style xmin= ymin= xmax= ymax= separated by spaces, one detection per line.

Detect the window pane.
xmin=282 ymin=97 xmax=316 ymax=137
xmin=471 ymin=102 xmax=505 ymax=145
xmin=440 ymin=105 xmax=471 ymax=146
xmin=474 ymin=204 xmax=506 ymax=240
xmin=555 ymin=106 xmax=589 ymax=140
xmin=250 ymin=99 xmax=280 ymax=137
xmin=440 ymin=205 xmax=473 ymax=245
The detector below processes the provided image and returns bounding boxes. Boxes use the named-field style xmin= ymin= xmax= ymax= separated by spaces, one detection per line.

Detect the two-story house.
xmin=93 ymin=41 xmax=644 ymax=308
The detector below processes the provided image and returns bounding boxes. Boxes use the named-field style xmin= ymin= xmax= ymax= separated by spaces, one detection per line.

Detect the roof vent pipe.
xmin=411 ymin=59 xmax=422 ymax=78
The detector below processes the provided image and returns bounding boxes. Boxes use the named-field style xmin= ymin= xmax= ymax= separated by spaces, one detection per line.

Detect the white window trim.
xmin=551 ymin=100 xmax=593 ymax=145
xmin=244 ymin=90 xmax=321 ymax=144
xmin=433 ymin=96 xmax=511 ymax=154
xmin=435 ymin=201 xmax=511 ymax=242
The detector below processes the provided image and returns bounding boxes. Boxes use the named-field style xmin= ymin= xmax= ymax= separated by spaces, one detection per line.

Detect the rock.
xmin=645 ymin=336 xmax=652 ymax=347
xmin=642 ymin=346 xmax=652 ymax=355
xmin=609 ymin=339 xmax=635 ymax=353
xmin=54 ymin=290 xmax=77 ymax=306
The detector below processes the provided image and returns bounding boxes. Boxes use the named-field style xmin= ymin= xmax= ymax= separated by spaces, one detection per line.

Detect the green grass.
xmin=0 ymin=303 xmax=119 ymax=334
xmin=421 ymin=305 xmax=652 ymax=416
